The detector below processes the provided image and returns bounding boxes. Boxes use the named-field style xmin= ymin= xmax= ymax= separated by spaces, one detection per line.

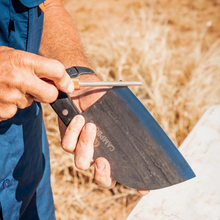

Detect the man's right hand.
xmin=0 ymin=46 xmax=74 ymax=121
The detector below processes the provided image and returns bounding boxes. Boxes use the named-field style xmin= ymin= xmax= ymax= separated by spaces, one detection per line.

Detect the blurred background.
xmin=42 ymin=0 xmax=220 ymax=219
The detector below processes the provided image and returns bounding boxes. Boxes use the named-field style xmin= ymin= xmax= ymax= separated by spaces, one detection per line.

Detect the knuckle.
xmin=17 ymin=98 xmax=33 ymax=109
xmin=17 ymin=77 xmax=28 ymax=93
xmin=68 ymin=123 xmax=83 ymax=135
xmin=25 ymin=97 xmax=34 ymax=108
xmin=12 ymin=91 xmax=23 ymax=102
xmin=95 ymin=178 xmax=114 ymax=189
xmin=0 ymin=105 xmax=17 ymax=120
xmin=75 ymin=157 xmax=89 ymax=170
xmin=79 ymin=136 xmax=90 ymax=146
xmin=3 ymin=90 xmax=22 ymax=105
xmin=95 ymin=175 xmax=105 ymax=186
xmin=9 ymin=105 xmax=18 ymax=118
xmin=52 ymin=61 xmax=65 ymax=79
xmin=80 ymin=125 xmax=96 ymax=145
xmin=47 ymin=91 xmax=58 ymax=103
xmin=61 ymin=142 xmax=74 ymax=153
xmin=42 ymin=88 xmax=58 ymax=103
xmin=12 ymin=50 xmax=27 ymax=67
xmin=17 ymin=104 xmax=26 ymax=109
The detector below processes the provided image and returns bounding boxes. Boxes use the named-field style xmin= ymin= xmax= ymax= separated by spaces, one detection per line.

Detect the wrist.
xmin=66 ymin=66 xmax=103 ymax=101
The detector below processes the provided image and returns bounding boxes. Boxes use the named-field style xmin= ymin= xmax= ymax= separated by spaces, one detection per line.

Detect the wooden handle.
xmin=72 ymin=79 xmax=81 ymax=90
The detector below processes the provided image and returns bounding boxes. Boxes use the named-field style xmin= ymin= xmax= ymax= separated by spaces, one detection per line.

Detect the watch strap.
xmin=66 ymin=66 xmax=95 ymax=78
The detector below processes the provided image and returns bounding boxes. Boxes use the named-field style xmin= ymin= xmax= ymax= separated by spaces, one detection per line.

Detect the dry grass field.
xmin=42 ymin=0 xmax=220 ymax=219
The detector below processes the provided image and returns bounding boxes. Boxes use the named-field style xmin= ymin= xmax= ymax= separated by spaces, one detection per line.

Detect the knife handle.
xmin=49 ymin=66 xmax=95 ymax=126
xmin=50 ymin=91 xmax=79 ymax=126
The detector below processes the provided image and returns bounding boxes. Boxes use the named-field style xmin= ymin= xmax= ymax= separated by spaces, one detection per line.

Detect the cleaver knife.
xmin=50 ymin=66 xmax=195 ymax=190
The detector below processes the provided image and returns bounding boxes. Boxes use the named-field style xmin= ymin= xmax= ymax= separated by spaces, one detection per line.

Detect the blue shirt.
xmin=0 ymin=0 xmax=55 ymax=219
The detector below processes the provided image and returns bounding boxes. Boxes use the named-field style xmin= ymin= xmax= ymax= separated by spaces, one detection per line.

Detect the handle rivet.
xmin=62 ymin=109 xmax=69 ymax=116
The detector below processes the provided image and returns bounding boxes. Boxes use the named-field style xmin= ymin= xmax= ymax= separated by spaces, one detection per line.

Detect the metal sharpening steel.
xmin=72 ymin=79 xmax=142 ymax=89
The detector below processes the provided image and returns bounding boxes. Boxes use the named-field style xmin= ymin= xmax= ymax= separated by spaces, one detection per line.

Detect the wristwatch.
xmin=66 ymin=66 xmax=95 ymax=78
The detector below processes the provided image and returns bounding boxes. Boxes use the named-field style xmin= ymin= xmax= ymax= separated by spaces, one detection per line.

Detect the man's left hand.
xmin=58 ymin=74 xmax=116 ymax=189
xmin=58 ymin=74 xmax=150 ymax=195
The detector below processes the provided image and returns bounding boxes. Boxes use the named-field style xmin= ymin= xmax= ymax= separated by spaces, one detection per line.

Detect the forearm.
xmin=39 ymin=0 xmax=92 ymax=69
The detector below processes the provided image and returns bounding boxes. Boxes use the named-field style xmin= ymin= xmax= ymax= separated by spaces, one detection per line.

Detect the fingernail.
xmin=67 ymin=82 xmax=75 ymax=93
xmin=96 ymin=161 xmax=105 ymax=171
xmin=74 ymin=115 xmax=84 ymax=123
xmin=85 ymin=123 xmax=95 ymax=131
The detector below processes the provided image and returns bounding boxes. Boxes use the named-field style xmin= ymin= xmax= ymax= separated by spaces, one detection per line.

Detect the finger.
xmin=137 ymin=190 xmax=150 ymax=196
xmin=61 ymin=115 xmax=85 ymax=153
xmin=16 ymin=94 xmax=34 ymax=109
xmin=94 ymin=157 xmax=116 ymax=189
xmin=74 ymin=123 xmax=96 ymax=170
xmin=25 ymin=76 xmax=59 ymax=103
xmin=29 ymin=55 xmax=75 ymax=93
xmin=0 ymin=104 xmax=17 ymax=120
xmin=0 ymin=88 xmax=32 ymax=108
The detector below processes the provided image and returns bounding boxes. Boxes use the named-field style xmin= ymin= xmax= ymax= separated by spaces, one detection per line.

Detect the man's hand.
xmin=0 ymin=46 xmax=74 ymax=121
xmin=59 ymin=74 xmax=116 ymax=189
xmin=58 ymin=74 xmax=150 ymax=195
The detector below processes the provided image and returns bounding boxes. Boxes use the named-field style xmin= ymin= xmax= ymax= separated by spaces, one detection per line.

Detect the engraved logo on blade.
xmin=96 ymin=127 xmax=115 ymax=151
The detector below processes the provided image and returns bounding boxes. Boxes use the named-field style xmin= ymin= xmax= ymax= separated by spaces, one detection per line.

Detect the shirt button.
xmin=2 ymin=179 xmax=10 ymax=188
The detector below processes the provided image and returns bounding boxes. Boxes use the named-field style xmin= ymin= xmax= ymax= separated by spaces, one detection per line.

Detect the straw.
xmin=43 ymin=1 xmax=220 ymax=219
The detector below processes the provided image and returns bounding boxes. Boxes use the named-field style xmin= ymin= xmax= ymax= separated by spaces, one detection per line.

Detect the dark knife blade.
xmin=50 ymin=86 xmax=195 ymax=190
